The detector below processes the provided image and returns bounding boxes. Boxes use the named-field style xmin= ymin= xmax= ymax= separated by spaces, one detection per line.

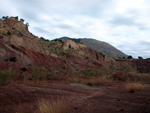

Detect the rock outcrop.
xmin=0 ymin=17 xmax=106 ymax=72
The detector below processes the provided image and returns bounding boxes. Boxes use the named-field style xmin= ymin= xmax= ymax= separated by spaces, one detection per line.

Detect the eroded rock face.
xmin=0 ymin=17 xmax=107 ymax=73
xmin=0 ymin=17 xmax=51 ymax=56
xmin=62 ymin=40 xmax=86 ymax=51
xmin=114 ymin=58 xmax=150 ymax=73
xmin=2 ymin=17 xmax=147 ymax=82
xmin=132 ymin=59 xmax=150 ymax=73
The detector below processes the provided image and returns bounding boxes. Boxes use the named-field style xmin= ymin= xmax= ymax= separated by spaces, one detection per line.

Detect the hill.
xmin=0 ymin=17 xmax=110 ymax=83
xmin=0 ymin=16 xmax=149 ymax=86
xmin=56 ymin=37 xmax=128 ymax=58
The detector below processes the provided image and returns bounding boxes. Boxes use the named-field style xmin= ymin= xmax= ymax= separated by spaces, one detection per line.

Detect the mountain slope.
xmin=0 ymin=16 xmax=147 ymax=84
xmin=0 ymin=17 xmax=106 ymax=73
xmin=81 ymin=38 xmax=127 ymax=58
xmin=57 ymin=37 xmax=127 ymax=58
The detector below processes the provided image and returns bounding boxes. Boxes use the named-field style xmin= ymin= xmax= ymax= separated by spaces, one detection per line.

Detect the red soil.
xmin=0 ymin=83 xmax=150 ymax=113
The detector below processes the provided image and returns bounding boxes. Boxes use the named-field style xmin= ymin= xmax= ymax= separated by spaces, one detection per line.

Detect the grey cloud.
xmin=8 ymin=0 xmax=44 ymax=22
xmin=110 ymin=16 xmax=141 ymax=27
xmin=137 ymin=41 xmax=150 ymax=50
xmin=138 ymin=41 xmax=150 ymax=45
xmin=0 ymin=0 xmax=150 ymax=58
xmin=57 ymin=24 xmax=74 ymax=30
xmin=38 ymin=0 xmax=114 ymax=19
xmin=34 ymin=27 xmax=50 ymax=35
xmin=116 ymin=41 xmax=150 ymax=58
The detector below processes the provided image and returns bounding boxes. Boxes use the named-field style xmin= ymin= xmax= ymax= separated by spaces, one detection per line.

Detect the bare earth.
xmin=0 ymin=83 xmax=150 ymax=113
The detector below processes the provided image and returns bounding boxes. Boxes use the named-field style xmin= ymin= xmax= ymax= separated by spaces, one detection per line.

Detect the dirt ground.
xmin=0 ymin=83 xmax=150 ymax=113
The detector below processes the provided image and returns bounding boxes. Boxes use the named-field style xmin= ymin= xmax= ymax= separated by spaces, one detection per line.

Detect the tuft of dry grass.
xmin=126 ymin=83 xmax=143 ymax=93
xmin=38 ymin=98 xmax=67 ymax=113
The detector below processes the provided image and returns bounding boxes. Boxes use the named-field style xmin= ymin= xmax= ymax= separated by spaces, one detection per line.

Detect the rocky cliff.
xmin=0 ymin=17 xmax=106 ymax=73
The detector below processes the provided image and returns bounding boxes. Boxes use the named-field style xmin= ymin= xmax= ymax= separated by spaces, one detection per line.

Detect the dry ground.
xmin=0 ymin=83 xmax=150 ymax=113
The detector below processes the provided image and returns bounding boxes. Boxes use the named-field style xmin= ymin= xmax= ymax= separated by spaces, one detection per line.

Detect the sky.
xmin=0 ymin=0 xmax=150 ymax=58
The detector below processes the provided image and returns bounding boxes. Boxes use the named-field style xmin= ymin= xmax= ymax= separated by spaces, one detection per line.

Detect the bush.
xmin=33 ymin=67 xmax=43 ymax=83
xmin=127 ymin=55 xmax=133 ymax=59
xmin=2 ymin=16 xmax=9 ymax=21
xmin=126 ymin=83 xmax=143 ymax=93
xmin=109 ymin=65 xmax=116 ymax=70
xmin=21 ymin=67 xmax=28 ymax=72
xmin=26 ymin=23 xmax=29 ymax=27
xmin=14 ymin=16 xmax=18 ymax=20
xmin=61 ymin=51 xmax=66 ymax=55
xmin=9 ymin=57 xmax=17 ymax=62
xmin=138 ymin=56 xmax=143 ymax=59
xmin=7 ymin=31 xmax=11 ymax=35
xmin=68 ymin=44 xmax=71 ymax=49
xmin=53 ymin=39 xmax=63 ymax=43
xmin=20 ymin=18 xmax=24 ymax=23
xmin=18 ymin=31 xmax=23 ymax=36
xmin=40 ymin=37 xmax=49 ymax=41
xmin=0 ymin=68 xmax=16 ymax=86
xmin=99 ymin=52 xmax=105 ymax=58
xmin=80 ymin=41 xmax=84 ymax=44
xmin=83 ymin=70 xmax=94 ymax=77
xmin=38 ymin=98 xmax=67 ymax=113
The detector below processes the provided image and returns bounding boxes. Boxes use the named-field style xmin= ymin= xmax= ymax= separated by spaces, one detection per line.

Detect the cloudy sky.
xmin=0 ymin=0 xmax=150 ymax=58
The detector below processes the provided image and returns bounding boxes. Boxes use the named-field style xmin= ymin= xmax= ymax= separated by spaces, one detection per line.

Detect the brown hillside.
xmin=0 ymin=16 xmax=149 ymax=84
xmin=0 ymin=17 xmax=109 ymax=78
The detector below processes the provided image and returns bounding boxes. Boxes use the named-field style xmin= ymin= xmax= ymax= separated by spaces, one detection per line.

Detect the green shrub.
xmin=109 ymin=65 xmax=116 ymax=70
xmin=2 ymin=16 xmax=9 ymax=21
xmin=82 ymin=69 xmax=104 ymax=78
xmin=40 ymin=37 xmax=49 ymax=41
xmin=57 ymin=69 xmax=68 ymax=74
xmin=99 ymin=52 xmax=105 ymax=58
xmin=108 ymin=65 xmax=125 ymax=71
xmin=14 ymin=16 xmax=18 ymax=20
xmin=21 ymin=67 xmax=28 ymax=72
xmin=7 ymin=31 xmax=11 ymax=35
xmin=87 ymin=62 xmax=95 ymax=67
xmin=80 ymin=41 xmax=84 ymax=44
xmin=68 ymin=44 xmax=71 ymax=49
xmin=0 ymin=68 xmax=16 ymax=86
xmin=48 ymin=68 xmax=54 ymax=72
xmin=127 ymin=55 xmax=133 ymax=59
xmin=138 ymin=56 xmax=143 ymax=59
xmin=20 ymin=18 xmax=24 ymax=23
xmin=18 ymin=31 xmax=23 ymax=36
xmin=26 ymin=23 xmax=29 ymax=27
xmin=86 ymin=56 xmax=89 ymax=59
xmin=83 ymin=70 xmax=94 ymax=77
xmin=9 ymin=56 xmax=16 ymax=62
xmin=33 ymin=67 xmax=43 ymax=83
xmin=95 ymin=70 xmax=104 ymax=75
xmin=12 ymin=28 xmax=15 ymax=30
xmin=53 ymin=39 xmax=63 ymax=43
xmin=61 ymin=51 xmax=66 ymax=55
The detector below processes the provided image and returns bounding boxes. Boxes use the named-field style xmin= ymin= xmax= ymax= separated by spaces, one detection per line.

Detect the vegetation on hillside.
xmin=0 ymin=16 xmax=150 ymax=87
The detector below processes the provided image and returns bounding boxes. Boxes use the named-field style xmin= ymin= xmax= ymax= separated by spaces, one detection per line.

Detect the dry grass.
xmin=38 ymin=98 xmax=67 ymax=113
xmin=126 ymin=83 xmax=143 ymax=93
xmin=70 ymin=75 xmax=112 ymax=85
